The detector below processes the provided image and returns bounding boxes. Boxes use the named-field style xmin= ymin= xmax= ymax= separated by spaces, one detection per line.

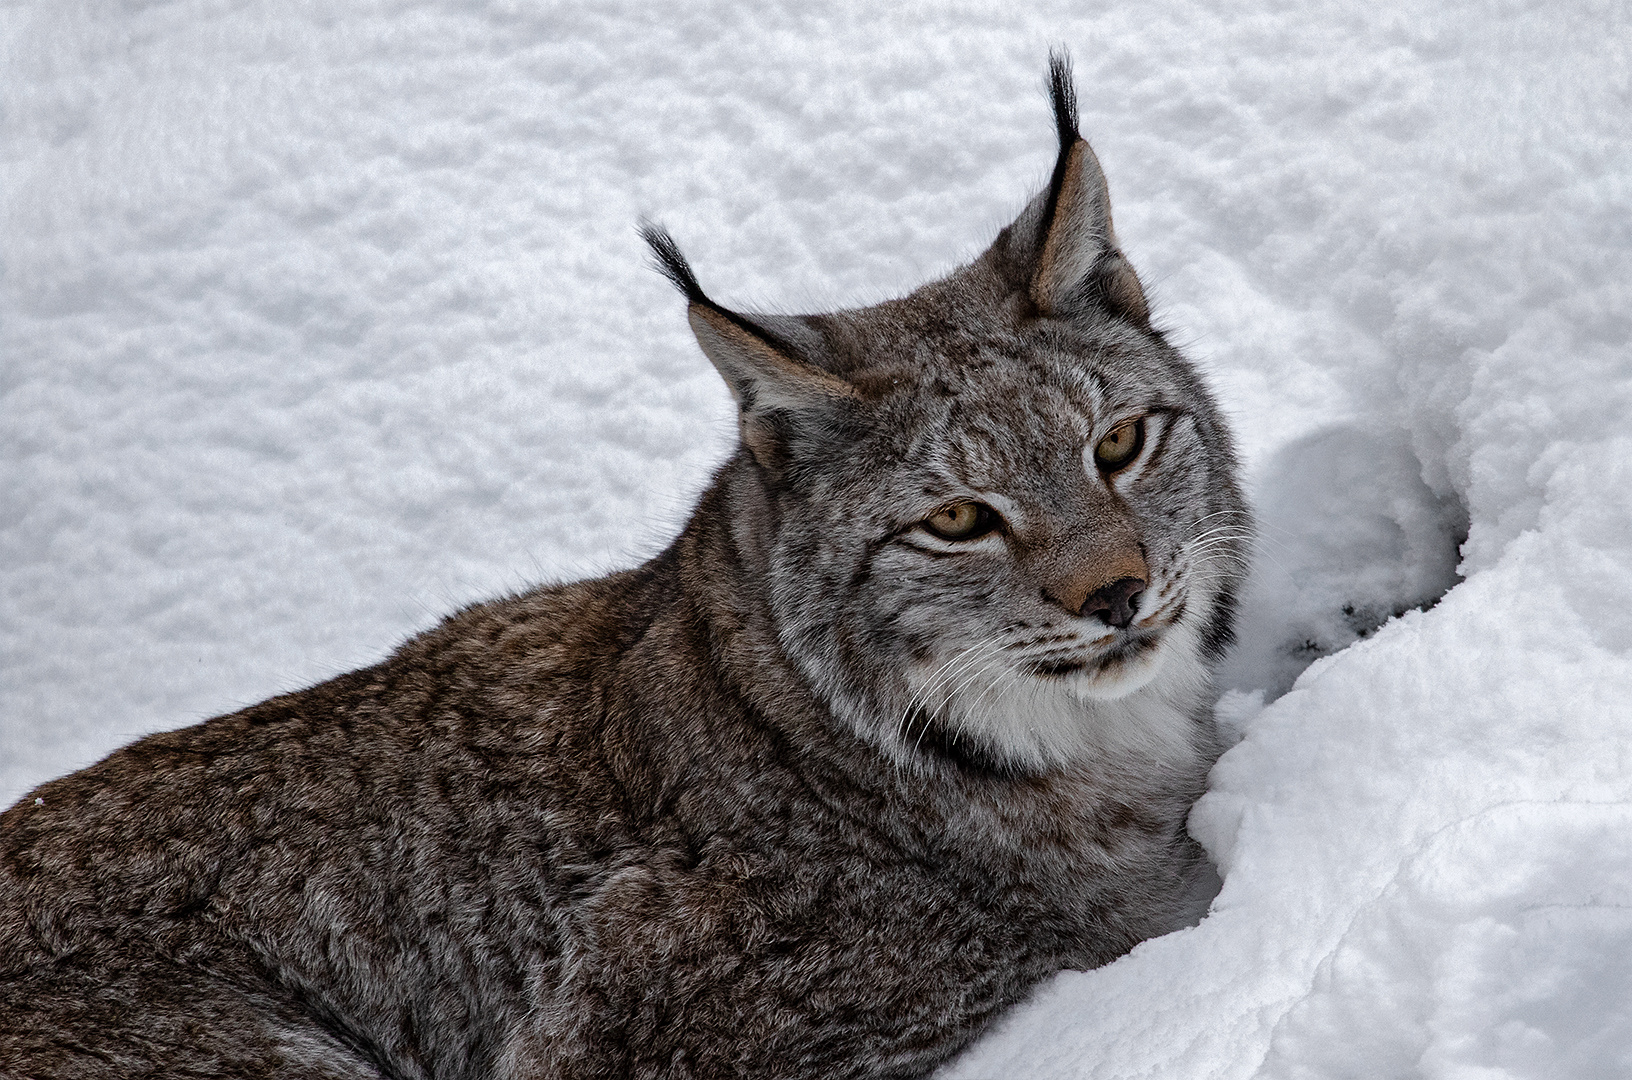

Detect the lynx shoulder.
xmin=0 ymin=55 xmax=1250 ymax=1080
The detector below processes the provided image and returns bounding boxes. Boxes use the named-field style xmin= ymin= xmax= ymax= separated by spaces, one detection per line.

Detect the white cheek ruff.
xmin=899 ymin=600 xmax=1215 ymax=774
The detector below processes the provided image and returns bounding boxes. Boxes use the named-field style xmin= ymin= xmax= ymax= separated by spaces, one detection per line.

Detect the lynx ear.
xmin=642 ymin=224 xmax=857 ymax=469
xmin=1030 ymin=52 xmax=1150 ymax=326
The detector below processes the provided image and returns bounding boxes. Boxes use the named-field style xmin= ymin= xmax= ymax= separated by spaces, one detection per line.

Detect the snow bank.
xmin=4 ymin=0 xmax=1629 ymax=1075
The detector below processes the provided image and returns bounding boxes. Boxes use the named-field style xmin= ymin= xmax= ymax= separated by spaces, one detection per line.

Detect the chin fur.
xmin=882 ymin=611 xmax=1216 ymax=777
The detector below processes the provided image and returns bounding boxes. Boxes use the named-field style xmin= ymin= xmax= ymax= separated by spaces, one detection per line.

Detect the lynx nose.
xmin=1081 ymin=577 xmax=1146 ymax=629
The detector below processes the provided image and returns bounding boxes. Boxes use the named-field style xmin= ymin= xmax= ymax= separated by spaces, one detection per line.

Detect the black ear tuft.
xmin=640 ymin=221 xmax=708 ymax=306
xmin=1042 ymin=50 xmax=1083 ymax=250
xmin=640 ymin=220 xmax=811 ymax=357
xmin=1047 ymin=49 xmax=1081 ymax=154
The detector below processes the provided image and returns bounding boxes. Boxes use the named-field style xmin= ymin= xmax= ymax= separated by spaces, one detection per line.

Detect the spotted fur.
xmin=0 ymin=54 xmax=1249 ymax=1080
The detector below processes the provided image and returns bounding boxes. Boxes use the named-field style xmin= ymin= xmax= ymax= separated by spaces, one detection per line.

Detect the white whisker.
xmin=899 ymin=636 xmax=1005 ymax=747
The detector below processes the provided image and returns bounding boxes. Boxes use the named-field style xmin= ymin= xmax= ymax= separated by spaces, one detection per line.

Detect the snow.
xmin=3 ymin=1 xmax=1629 ymax=1075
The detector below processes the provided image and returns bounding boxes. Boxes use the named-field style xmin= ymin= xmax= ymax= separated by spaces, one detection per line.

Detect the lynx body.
xmin=0 ymin=58 xmax=1249 ymax=1079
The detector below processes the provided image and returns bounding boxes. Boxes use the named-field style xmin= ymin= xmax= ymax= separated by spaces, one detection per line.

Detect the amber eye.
xmin=922 ymin=501 xmax=999 ymax=542
xmin=1093 ymin=418 xmax=1145 ymax=472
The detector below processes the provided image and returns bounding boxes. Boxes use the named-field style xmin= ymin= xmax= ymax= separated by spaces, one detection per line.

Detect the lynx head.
xmin=647 ymin=54 xmax=1250 ymax=777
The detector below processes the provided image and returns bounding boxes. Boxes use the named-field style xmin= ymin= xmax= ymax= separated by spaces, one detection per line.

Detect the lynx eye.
xmin=1093 ymin=418 xmax=1146 ymax=472
xmin=921 ymin=501 xmax=999 ymax=542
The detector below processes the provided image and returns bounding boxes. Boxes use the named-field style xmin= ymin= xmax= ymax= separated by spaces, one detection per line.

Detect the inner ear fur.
xmin=640 ymin=222 xmax=856 ymax=470
xmin=686 ymin=305 xmax=858 ymax=467
xmin=1029 ymin=52 xmax=1150 ymax=327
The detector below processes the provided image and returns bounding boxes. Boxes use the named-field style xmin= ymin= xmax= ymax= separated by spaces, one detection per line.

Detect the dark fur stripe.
xmin=1038 ymin=49 xmax=1083 ymax=250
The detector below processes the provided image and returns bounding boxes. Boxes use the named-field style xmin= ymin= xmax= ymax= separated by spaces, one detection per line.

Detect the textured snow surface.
xmin=4 ymin=1 xmax=1630 ymax=1075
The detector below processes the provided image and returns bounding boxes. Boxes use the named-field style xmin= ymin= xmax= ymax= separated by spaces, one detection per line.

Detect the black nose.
xmin=1082 ymin=577 xmax=1145 ymax=629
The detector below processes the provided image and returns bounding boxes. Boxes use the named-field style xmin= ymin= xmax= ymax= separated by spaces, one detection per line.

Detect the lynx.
xmin=0 ymin=55 xmax=1249 ymax=1080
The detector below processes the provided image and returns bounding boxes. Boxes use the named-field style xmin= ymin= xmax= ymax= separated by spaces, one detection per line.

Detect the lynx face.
xmin=759 ymin=309 xmax=1244 ymax=775
xmin=646 ymin=64 xmax=1248 ymax=777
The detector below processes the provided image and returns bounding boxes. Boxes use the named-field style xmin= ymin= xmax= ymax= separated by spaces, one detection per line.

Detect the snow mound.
xmin=1220 ymin=422 xmax=1468 ymax=701
xmin=1261 ymin=802 xmax=1632 ymax=1078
